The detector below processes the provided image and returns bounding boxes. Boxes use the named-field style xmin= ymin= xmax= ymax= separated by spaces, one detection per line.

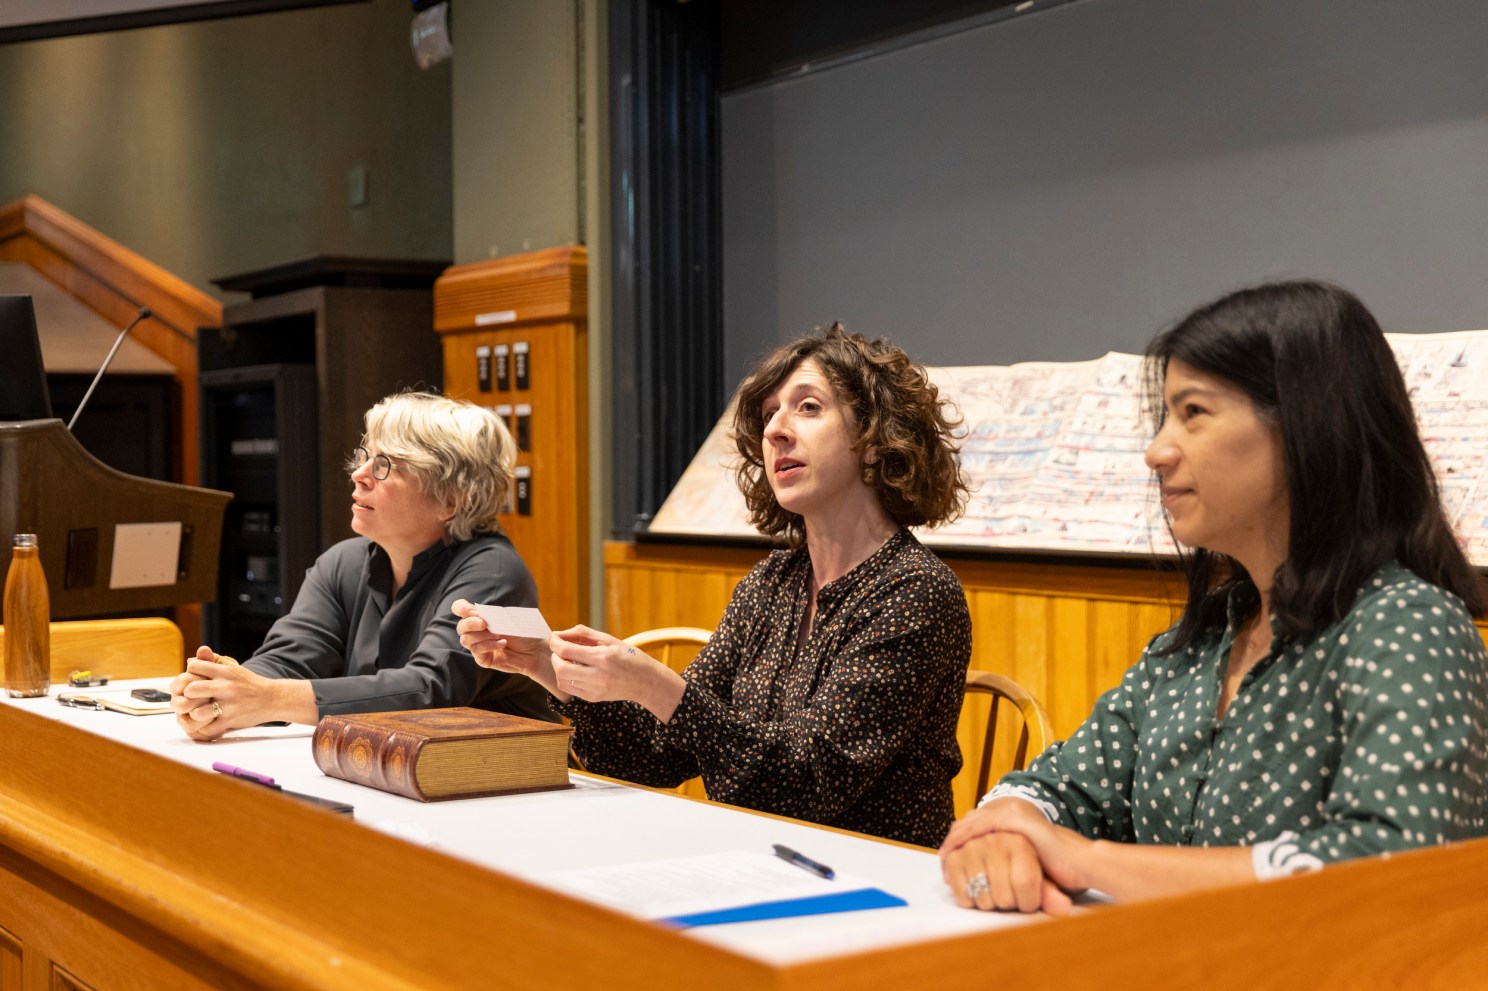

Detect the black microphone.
xmin=67 ymin=306 xmax=153 ymax=431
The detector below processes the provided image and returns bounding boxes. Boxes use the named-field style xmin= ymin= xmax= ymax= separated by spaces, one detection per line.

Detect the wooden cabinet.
xmin=199 ymin=364 xmax=318 ymax=661
xmin=435 ymin=247 xmax=589 ymax=627
xmin=198 ymin=258 xmax=445 ymax=653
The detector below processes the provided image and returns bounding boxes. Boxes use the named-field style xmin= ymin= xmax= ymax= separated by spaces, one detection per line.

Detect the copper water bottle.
xmin=3 ymin=533 xmax=51 ymax=698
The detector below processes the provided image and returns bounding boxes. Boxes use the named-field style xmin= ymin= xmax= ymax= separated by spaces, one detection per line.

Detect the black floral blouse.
xmin=560 ymin=529 xmax=971 ymax=847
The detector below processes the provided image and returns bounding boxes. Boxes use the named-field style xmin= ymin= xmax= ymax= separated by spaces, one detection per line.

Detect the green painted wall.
xmin=446 ymin=0 xmax=609 ymax=617
xmin=0 ymin=0 xmax=452 ymax=297
xmin=0 ymin=0 xmax=611 ymax=619
xmin=451 ymin=0 xmax=581 ymax=263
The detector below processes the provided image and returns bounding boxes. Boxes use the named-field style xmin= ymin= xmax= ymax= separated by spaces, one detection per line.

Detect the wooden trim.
xmin=0 ymin=195 xmax=222 ymax=487
xmin=607 ymin=539 xmax=1189 ymax=602
xmin=0 ymin=196 xmax=219 ymax=333
xmin=433 ymin=246 xmax=588 ymax=332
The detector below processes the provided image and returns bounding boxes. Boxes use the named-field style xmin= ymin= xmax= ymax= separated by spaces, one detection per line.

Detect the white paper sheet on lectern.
xmin=535 ymin=850 xmax=866 ymax=920
xmin=109 ymin=521 xmax=181 ymax=588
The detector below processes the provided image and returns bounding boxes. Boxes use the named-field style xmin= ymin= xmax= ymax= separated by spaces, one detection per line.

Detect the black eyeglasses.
xmin=350 ymin=446 xmax=397 ymax=481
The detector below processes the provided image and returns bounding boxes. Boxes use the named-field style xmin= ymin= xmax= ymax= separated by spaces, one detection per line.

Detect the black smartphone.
xmin=131 ymin=688 xmax=171 ymax=703
xmin=283 ymin=789 xmax=355 ymax=817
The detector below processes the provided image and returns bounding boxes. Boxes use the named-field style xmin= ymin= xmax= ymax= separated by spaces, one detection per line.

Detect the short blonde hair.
xmin=352 ymin=391 xmax=516 ymax=542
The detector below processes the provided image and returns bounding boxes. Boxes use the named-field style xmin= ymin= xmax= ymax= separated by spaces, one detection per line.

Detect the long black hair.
xmin=1145 ymin=280 xmax=1486 ymax=652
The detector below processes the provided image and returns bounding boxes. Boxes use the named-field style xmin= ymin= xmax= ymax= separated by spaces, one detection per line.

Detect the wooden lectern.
xmin=0 ymin=419 xmax=229 ymax=618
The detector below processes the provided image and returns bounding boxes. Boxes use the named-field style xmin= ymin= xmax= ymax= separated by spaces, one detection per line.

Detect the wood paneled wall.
xmin=607 ymin=540 xmax=1488 ymax=817
xmin=0 ymin=195 xmax=222 ymax=487
xmin=606 ymin=540 xmax=1186 ymax=814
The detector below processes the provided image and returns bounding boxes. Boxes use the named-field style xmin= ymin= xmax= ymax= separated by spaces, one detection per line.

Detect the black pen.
xmin=772 ymin=843 xmax=835 ymax=880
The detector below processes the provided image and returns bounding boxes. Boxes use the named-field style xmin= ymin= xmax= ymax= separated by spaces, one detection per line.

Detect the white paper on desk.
xmin=535 ymin=850 xmax=867 ymax=920
xmin=470 ymin=605 xmax=552 ymax=640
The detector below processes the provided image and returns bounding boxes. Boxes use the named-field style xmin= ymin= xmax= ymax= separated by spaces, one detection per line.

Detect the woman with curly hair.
xmin=455 ymin=324 xmax=973 ymax=845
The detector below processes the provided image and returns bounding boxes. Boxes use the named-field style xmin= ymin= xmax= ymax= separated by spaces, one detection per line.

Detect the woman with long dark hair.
xmin=941 ymin=280 xmax=1488 ymax=912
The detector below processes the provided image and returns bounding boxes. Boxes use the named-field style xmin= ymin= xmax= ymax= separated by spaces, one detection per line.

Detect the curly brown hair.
xmin=731 ymin=323 xmax=968 ymax=545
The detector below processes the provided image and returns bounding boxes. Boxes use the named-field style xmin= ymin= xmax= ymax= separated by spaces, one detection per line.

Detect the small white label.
xmin=512 ymin=341 xmax=530 ymax=355
xmin=109 ymin=522 xmax=182 ymax=589
xmin=494 ymin=404 xmax=514 ymax=417
xmin=229 ymin=438 xmax=278 ymax=456
xmin=515 ymin=403 xmax=532 ymax=416
xmin=475 ymin=310 xmax=517 ymax=326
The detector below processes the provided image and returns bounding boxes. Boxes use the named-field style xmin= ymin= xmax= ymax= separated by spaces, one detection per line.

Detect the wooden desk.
xmin=2 ymin=694 xmax=1487 ymax=990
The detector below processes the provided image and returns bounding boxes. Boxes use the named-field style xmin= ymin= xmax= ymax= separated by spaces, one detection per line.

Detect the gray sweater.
xmin=243 ymin=535 xmax=556 ymax=721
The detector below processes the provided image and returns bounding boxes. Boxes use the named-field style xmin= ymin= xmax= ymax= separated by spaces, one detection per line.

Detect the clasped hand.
xmin=938 ymin=798 xmax=1095 ymax=916
xmin=169 ymin=646 xmax=314 ymax=740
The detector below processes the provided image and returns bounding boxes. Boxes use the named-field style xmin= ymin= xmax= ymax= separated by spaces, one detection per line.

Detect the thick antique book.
xmin=311 ymin=707 xmax=573 ymax=802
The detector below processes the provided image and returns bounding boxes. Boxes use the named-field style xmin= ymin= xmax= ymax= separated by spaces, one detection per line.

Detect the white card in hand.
xmin=470 ymin=605 xmax=553 ymax=640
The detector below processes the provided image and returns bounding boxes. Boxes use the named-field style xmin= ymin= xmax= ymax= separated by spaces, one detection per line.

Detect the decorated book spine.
xmin=312 ymin=717 xmax=430 ymax=800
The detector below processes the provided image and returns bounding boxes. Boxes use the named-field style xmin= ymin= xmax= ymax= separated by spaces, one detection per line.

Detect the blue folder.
xmin=661 ymin=887 xmax=907 ymax=928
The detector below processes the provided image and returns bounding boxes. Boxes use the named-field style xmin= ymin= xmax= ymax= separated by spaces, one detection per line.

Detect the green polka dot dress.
xmin=989 ymin=563 xmax=1488 ymax=878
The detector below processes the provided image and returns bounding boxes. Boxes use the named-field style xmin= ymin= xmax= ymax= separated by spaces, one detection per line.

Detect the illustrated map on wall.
xmin=648 ymin=331 xmax=1488 ymax=565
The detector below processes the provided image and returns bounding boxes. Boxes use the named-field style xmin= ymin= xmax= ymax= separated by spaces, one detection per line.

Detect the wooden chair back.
xmin=962 ymin=670 xmax=1056 ymax=800
xmin=619 ymin=626 xmax=712 ymax=798
xmin=0 ymin=617 xmax=185 ymax=683
xmin=623 ymin=626 xmax=712 ymax=674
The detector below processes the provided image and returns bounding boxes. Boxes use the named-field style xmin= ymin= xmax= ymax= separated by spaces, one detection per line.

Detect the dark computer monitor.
xmin=0 ymin=294 xmax=53 ymax=421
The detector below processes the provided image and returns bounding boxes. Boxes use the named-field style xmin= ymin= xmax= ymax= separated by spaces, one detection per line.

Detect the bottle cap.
xmin=12 ymin=533 xmax=36 ymax=549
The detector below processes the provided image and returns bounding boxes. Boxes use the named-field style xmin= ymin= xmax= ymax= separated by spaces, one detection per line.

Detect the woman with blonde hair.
xmin=173 ymin=391 xmax=553 ymax=739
